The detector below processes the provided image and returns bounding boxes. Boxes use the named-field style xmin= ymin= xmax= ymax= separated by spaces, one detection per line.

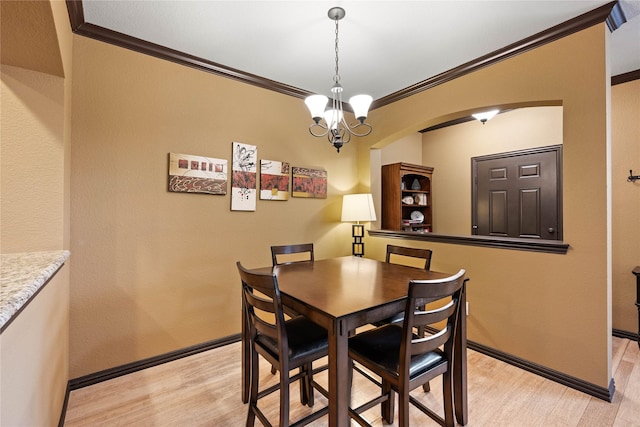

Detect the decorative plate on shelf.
xmin=410 ymin=211 xmax=424 ymax=223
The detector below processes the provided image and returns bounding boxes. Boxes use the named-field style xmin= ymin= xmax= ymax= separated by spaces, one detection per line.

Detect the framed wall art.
xmin=231 ymin=142 xmax=257 ymax=211
xmin=168 ymin=152 xmax=227 ymax=195
xmin=260 ymin=160 xmax=290 ymax=201
xmin=291 ymin=166 xmax=327 ymax=199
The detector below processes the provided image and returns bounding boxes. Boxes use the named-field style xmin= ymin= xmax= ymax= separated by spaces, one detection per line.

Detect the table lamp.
xmin=341 ymin=193 xmax=377 ymax=257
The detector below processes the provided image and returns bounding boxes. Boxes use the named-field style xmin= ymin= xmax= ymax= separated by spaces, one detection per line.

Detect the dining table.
xmin=242 ymin=255 xmax=468 ymax=427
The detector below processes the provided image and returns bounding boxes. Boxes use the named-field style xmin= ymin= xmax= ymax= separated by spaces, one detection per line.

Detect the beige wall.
xmin=69 ymin=36 xmax=359 ymax=377
xmin=361 ymin=24 xmax=611 ymax=387
xmin=611 ymin=79 xmax=640 ymax=334
xmin=1 ymin=64 xmax=66 ymax=251
xmin=0 ymin=1 xmax=73 ymax=425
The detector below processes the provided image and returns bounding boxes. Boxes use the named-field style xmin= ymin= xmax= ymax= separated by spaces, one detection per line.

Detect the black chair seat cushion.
xmin=349 ymin=324 xmax=446 ymax=378
xmin=256 ymin=316 xmax=328 ymax=362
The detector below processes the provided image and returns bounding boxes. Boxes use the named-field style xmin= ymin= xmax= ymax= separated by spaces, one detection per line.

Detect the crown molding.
xmin=612 ymin=69 xmax=640 ymax=85
xmin=66 ymin=1 xmax=619 ymax=109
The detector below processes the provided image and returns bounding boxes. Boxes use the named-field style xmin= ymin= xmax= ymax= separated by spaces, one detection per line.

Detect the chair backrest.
xmin=400 ymin=269 xmax=467 ymax=375
xmin=385 ymin=244 xmax=432 ymax=271
xmin=237 ymin=262 xmax=288 ymax=357
xmin=271 ymin=243 xmax=314 ymax=266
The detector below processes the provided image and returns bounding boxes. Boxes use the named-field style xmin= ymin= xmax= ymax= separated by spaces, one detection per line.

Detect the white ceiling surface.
xmin=84 ymin=1 xmax=640 ymax=101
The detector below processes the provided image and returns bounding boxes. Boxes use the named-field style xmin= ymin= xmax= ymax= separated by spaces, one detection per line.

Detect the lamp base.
xmin=352 ymin=224 xmax=364 ymax=257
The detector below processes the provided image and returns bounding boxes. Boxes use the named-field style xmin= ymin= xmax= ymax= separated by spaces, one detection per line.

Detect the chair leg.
xmin=381 ymin=379 xmax=394 ymax=424
xmin=299 ymin=365 xmax=311 ymax=406
xmin=271 ymin=364 xmax=277 ymax=375
xmin=398 ymin=386 xmax=410 ymax=427
xmin=279 ymin=369 xmax=290 ymax=427
xmin=442 ymin=370 xmax=454 ymax=427
xmin=422 ymin=381 xmax=431 ymax=392
xmin=246 ymin=349 xmax=259 ymax=427
xmin=305 ymin=363 xmax=315 ymax=407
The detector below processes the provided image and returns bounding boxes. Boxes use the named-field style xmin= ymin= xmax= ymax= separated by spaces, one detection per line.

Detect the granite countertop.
xmin=1 ymin=250 xmax=70 ymax=331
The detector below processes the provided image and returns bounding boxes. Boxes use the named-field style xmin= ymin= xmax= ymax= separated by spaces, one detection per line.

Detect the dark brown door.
xmin=472 ymin=145 xmax=562 ymax=240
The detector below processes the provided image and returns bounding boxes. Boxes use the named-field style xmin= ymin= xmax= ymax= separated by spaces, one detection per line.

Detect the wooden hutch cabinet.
xmin=381 ymin=162 xmax=434 ymax=232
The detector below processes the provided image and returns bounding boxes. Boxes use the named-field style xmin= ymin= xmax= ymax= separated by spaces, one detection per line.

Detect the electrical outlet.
xmin=466 ymin=302 xmax=469 ymax=316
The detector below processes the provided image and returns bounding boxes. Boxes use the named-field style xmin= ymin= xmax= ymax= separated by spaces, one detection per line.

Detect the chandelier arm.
xmin=344 ymin=122 xmax=373 ymax=137
xmin=309 ymin=123 xmax=330 ymax=138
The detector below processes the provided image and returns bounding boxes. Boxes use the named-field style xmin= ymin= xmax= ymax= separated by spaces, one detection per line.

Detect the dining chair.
xmin=269 ymin=243 xmax=315 ymax=375
xmin=377 ymin=244 xmax=435 ymax=392
xmin=386 ymin=244 xmax=432 ymax=270
xmin=237 ymin=262 xmax=329 ymax=427
xmin=348 ymin=269 xmax=467 ymax=427
xmin=372 ymin=245 xmax=433 ymax=328
xmin=271 ymin=243 xmax=314 ymax=266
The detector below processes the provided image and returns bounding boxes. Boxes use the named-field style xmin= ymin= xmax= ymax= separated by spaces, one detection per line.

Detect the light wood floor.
xmin=64 ymin=337 xmax=640 ymax=426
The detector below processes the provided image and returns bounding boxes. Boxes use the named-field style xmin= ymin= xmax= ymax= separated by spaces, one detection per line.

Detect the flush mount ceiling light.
xmin=472 ymin=109 xmax=499 ymax=124
xmin=305 ymin=7 xmax=373 ymax=153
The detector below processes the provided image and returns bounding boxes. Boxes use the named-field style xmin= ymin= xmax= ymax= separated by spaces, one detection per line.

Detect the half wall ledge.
xmin=0 ymin=250 xmax=70 ymax=333
xmin=369 ymin=230 xmax=569 ymax=254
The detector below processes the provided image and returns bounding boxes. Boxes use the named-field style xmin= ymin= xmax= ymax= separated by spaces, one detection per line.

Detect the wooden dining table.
xmin=242 ymin=256 xmax=468 ymax=427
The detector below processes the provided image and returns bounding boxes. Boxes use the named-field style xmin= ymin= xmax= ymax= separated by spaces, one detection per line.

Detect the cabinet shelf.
xmin=382 ymin=162 xmax=434 ymax=232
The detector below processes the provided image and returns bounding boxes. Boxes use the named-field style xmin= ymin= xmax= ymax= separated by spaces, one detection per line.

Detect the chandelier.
xmin=304 ymin=7 xmax=373 ymax=153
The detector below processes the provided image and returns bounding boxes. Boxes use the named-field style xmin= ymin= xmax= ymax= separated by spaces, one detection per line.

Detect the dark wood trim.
xmin=58 ymin=382 xmax=71 ymax=427
xmin=65 ymin=0 xmax=84 ymax=30
xmin=66 ymin=1 xmax=617 ymax=106
xmin=612 ymin=328 xmax=640 ymax=343
xmin=369 ymin=229 xmax=570 ymax=254
xmin=420 ymin=116 xmax=476 ymax=133
xmin=467 ymin=340 xmax=615 ymax=402
xmin=612 ymin=69 xmax=640 ymax=85
xmin=372 ymin=1 xmax=617 ymax=109
xmin=67 ymin=333 xmax=241 ymax=391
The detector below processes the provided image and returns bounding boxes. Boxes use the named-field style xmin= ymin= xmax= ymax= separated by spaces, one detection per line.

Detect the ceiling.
xmin=79 ymin=1 xmax=640 ymax=103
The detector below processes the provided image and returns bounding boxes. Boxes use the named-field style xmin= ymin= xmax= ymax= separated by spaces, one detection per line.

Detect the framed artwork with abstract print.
xmin=231 ymin=142 xmax=258 ymax=211
xmin=168 ymin=152 xmax=227 ymax=195
xmin=292 ymin=166 xmax=327 ymax=199
xmin=260 ymin=160 xmax=290 ymax=201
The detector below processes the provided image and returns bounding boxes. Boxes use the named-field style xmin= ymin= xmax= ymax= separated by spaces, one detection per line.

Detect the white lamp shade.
xmin=305 ymin=94 xmax=328 ymax=120
xmin=349 ymin=94 xmax=373 ymax=120
xmin=472 ymin=109 xmax=499 ymax=122
xmin=341 ymin=193 xmax=377 ymax=222
xmin=324 ymin=109 xmax=344 ymax=130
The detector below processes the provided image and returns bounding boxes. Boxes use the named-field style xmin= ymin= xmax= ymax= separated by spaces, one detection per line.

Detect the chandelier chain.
xmin=334 ymin=17 xmax=340 ymax=83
